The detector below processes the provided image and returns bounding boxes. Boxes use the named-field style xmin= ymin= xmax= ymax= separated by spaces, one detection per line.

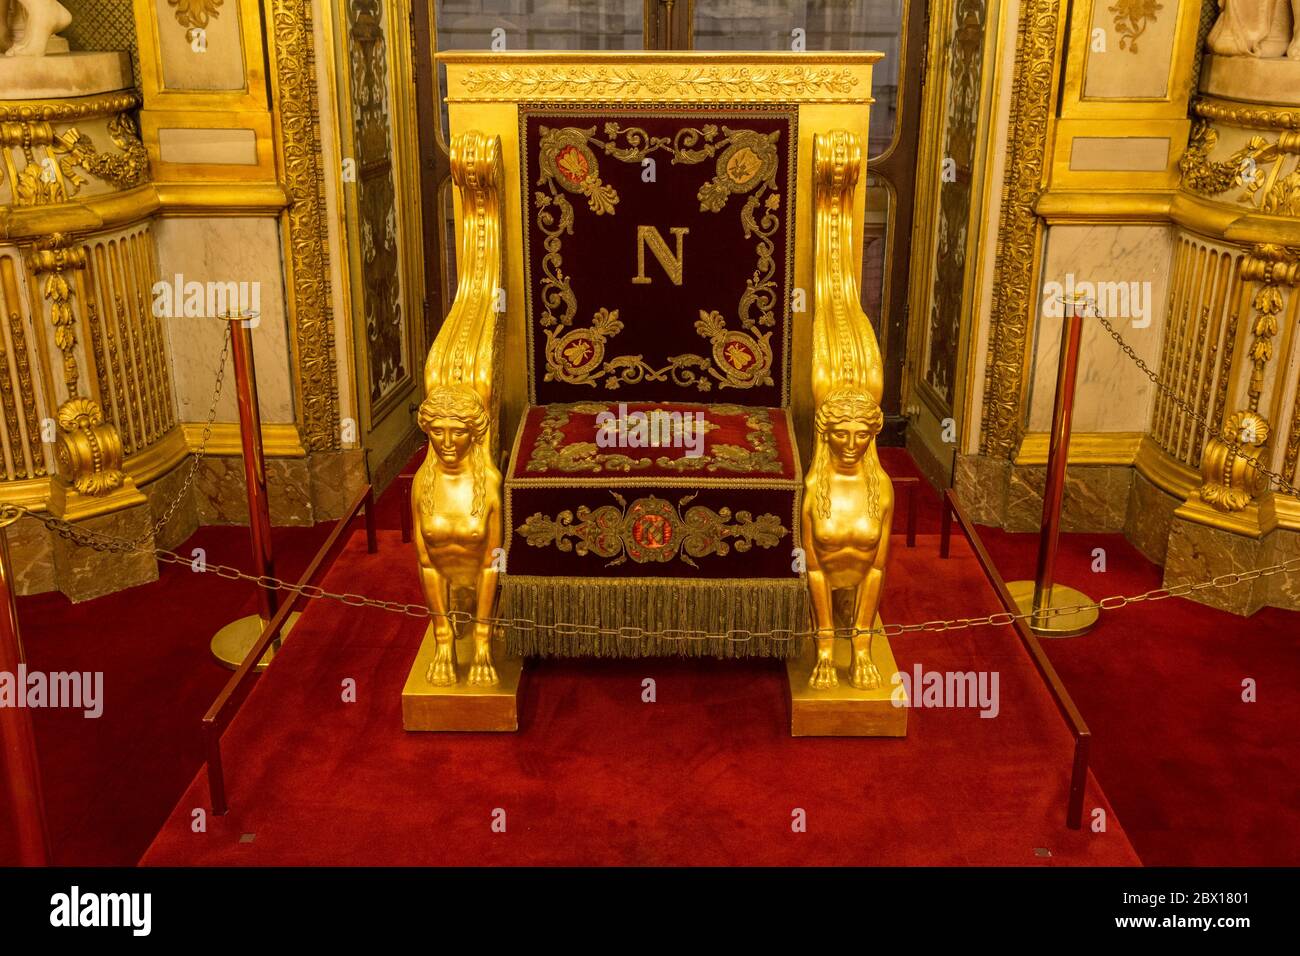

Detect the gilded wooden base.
xmin=1006 ymin=581 xmax=1099 ymax=637
xmin=787 ymin=618 xmax=908 ymax=737
xmin=210 ymin=612 xmax=301 ymax=671
xmin=402 ymin=624 xmax=522 ymax=732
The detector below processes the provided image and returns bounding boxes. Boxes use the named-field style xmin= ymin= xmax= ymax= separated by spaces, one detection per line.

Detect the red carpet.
xmin=3 ymin=522 xmax=334 ymax=866
xmin=979 ymin=526 xmax=1300 ymax=867
xmin=140 ymin=526 xmax=1136 ymax=866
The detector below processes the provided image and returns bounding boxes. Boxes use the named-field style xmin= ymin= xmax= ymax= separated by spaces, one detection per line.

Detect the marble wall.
xmin=1027 ymin=224 xmax=1171 ymax=434
xmin=153 ymin=217 xmax=297 ymax=427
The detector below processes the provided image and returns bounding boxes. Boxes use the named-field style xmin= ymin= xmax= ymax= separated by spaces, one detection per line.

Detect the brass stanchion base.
xmin=210 ymin=612 xmax=302 ymax=671
xmin=1006 ymin=581 xmax=1099 ymax=638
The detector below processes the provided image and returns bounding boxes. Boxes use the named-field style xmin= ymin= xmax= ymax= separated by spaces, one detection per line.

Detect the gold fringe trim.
xmin=500 ymin=574 xmax=809 ymax=659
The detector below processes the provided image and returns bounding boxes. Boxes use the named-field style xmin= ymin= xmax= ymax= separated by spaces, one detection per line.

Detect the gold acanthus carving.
xmin=7 ymin=114 xmax=149 ymax=205
xmin=1108 ymin=0 xmax=1163 ymax=53
xmin=804 ymin=131 xmax=894 ymax=691
xmin=1180 ymin=120 xmax=1300 ymax=217
xmin=415 ymin=132 xmax=507 ymax=688
xmin=979 ymin=0 xmax=1062 ymax=458
xmin=268 ymin=0 xmax=339 ymax=452
xmin=460 ymin=66 xmax=861 ymax=101
xmin=27 ymin=235 xmax=125 ymax=498
xmin=1197 ymin=245 xmax=1299 ymax=512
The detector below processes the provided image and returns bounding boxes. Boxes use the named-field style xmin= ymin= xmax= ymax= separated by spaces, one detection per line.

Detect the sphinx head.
xmin=816 ymin=388 xmax=883 ymax=469
xmin=418 ymin=384 xmax=489 ymax=468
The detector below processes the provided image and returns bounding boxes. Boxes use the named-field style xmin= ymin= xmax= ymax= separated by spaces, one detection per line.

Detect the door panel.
xmin=688 ymin=0 xmax=924 ymax=442
xmin=331 ymin=0 xmax=428 ymax=489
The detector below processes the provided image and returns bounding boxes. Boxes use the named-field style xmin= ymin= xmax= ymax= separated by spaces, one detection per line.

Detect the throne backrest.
xmin=436 ymin=52 xmax=880 ymax=444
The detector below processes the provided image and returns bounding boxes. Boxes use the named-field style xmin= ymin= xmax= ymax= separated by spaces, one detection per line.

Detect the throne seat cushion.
xmin=499 ymin=401 xmax=808 ymax=657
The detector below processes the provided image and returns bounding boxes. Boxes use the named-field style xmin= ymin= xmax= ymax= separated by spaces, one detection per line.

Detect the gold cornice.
xmin=1035 ymin=189 xmax=1174 ymax=223
xmin=181 ymin=422 xmax=307 ymax=458
xmin=1015 ymin=431 xmax=1144 ymax=466
xmin=0 ymin=92 xmax=141 ymax=122
xmin=439 ymin=51 xmax=880 ymax=104
xmin=1194 ymin=98 xmax=1300 ymax=131
xmin=150 ymin=181 xmax=289 ymax=215
xmin=123 ymin=426 xmax=188 ymax=487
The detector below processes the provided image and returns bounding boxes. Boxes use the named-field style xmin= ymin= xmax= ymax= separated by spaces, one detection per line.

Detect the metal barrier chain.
xmin=130 ymin=323 xmax=234 ymax=547
xmin=7 ymin=500 xmax=1299 ymax=645
xmin=1094 ymin=311 xmax=1300 ymax=500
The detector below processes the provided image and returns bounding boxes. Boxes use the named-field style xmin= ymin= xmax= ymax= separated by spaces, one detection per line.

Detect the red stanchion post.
xmin=209 ymin=313 xmax=299 ymax=669
xmin=1007 ymin=293 xmax=1099 ymax=636
xmin=0 ymin=513 xmax=52 ymax=865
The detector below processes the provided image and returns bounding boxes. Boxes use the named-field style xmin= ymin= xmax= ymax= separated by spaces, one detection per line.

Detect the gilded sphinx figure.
xmin=802 ymin=387 xmax=893 ymax=691
xmin=411 ymin=384 xmax=503 ymax=687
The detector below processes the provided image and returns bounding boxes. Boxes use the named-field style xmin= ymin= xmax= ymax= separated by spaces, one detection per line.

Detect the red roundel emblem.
xmin=555 ymin=145 xmax=590 ymax=185
xmin=631 ymin=513 xmax=673 ymax=551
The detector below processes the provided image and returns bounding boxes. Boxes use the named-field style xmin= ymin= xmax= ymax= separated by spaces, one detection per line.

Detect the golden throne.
xmin=406 ymin=52 xmax=896 ymax=733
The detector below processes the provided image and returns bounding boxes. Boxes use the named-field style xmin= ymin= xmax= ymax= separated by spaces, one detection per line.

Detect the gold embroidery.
xmin=523 ymin=403 xmax=784 ymax=475
xmin=530 ymin=118 xmax=787 ymax=392
xmin=516 ymin=492 xmax=787 ymax=568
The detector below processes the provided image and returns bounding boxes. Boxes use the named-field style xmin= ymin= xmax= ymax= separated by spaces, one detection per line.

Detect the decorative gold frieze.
xmin=1194 ymin=98 xmax=1300 ymax=131
xmin=979 ymin=0 xmax=1063 ymax=458
xmin=1180 ymin=120 xmax=1300 ymax=217
xmin=268 ymin=0 xmax=339 ymax=452
xmin=516 ymin=492 xmax=787 ymax=568
xmin=4 ymin=111 xmax=149 ymax=207
xmin=459 ymin=66 xmax=862 ymax=102
xmin=0 ymin=92 xmax=140 ymax=124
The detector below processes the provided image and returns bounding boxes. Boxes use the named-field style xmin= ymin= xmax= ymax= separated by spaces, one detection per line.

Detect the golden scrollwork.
xmin=425 ymin=131 xmax=506 ymax=454
xmin=1108 ymin=0 xmax=1163 ymax=53
xmin=461 ymin=66 xmax=859 ymax=101
xmin=8 ymin=113 xmax=149 ymax=206
xmin=1200 ymin=411 xmax=1270 ymax=512
xmin=805 ymin=130 xmax=894 ymax=691
xmin=516 ymin=491 xmax=787 ymax=569
xmin=268 ymin=0 xmax=339 ymax=452
xmin=27 ymin=235 xmax=126 ymax=498
xmin=533 ymin=121 xmax=783 ymax=393
xmin=980 ymin=0 xmax=1062 ymax=458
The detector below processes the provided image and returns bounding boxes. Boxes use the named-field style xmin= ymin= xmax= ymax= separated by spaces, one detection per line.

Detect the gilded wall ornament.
xmin=979 ymin=0 xmax=1063 ymax=458
xmin=1109 ymin=0 xmax=1164 ymax=53
xmin=516 ymin=492 xmax=787 ymax=569
xmin=1180 ymin=120 xmax=1300 ymax=217
xmin=268 ymin=0 xmax=340 ymax=451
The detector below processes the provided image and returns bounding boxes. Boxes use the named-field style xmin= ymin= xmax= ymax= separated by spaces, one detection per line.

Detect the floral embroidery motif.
xmin=532 ymin=119 xmax=785 ymax=391
xmin=523 ymin=403 xmax=784 ymax=474
xmin=516 ymin=492 xmax=787 ymax=568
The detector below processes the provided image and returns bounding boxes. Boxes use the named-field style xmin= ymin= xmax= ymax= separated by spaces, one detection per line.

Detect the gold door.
xmin=328 ymin=0 xmax=429 ymax=490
